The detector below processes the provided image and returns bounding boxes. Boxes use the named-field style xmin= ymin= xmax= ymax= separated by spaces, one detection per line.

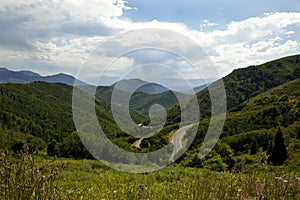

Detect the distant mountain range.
xmin=0 ymin=67 xmax=208 ymax=94
xmin=0 ymin=67 xmax=86 ymax=86
xmin=112 ymin=79 xmax=169 ymax=94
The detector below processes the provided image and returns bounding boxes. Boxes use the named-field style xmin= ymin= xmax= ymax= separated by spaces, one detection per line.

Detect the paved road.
xmin=134 ymin=137 xmax=145 ymax=148
xmin=169 ymin=124 xmax=194 ymax=162
xmin=133 ymin=123 xmax=195 ymax=162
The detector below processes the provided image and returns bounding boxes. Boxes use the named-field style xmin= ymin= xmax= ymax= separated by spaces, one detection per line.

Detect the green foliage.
xmin=0 ymin=151 xmax=61 ymax=199
xmin=55 ymin=159 xmax=300 ymax=199
xmin=128 ymin=91 xmax=185 ymax=116
xmin=0 ymin=125 xmax=46 ymax=155
xmin=96 ymin=86 xmax=185 ymax=123
xmin=204 ymin=153 xmax=228 ymax=172
xmin=55 ymin=132 xmax=93 ymax=159
xmin=0 ymin=82 xmax=139 ymax=158
xmin=200 ymin=142 xmax=235 ymax=171
xmin=177 ymin=81 xmax=299 ymax=169
xmin=139 ymin=124 xmax=179 ymax=152
xmin=180 ymin=150 xmax=203 ymax=168
xmin=167 ymin=54 xmax=300 ymax=123
xmin=271 ymin=128 xmax=288 ymax=166
xmin=0 ymin=82 xmax=75 ymax=140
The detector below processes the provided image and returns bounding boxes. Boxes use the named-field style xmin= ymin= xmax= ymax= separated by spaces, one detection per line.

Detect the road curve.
xmin=133 ymin=123 xmax=195 ymax=162
xmin=169 ymin=124 xmax=194 ymax=162
xmin=134 ymin=137 xmax=145 ymax=148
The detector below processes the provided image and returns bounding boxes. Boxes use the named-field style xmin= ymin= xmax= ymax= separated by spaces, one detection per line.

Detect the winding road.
xmin=169 ymin=124 xmax=194 ymax=162
xmin=133 ymin=123 xmax=195 ymax=163
xmin=134 ymin=137 xmax=145 ymax=148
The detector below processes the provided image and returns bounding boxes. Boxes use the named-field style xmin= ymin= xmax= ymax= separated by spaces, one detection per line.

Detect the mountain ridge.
xmin=112 ymin=78 xmax=169 ymax=94
xmin=0 ymin=67 xmax=86 ymax=86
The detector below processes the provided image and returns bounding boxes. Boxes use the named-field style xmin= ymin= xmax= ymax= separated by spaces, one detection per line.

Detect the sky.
xmin=0 ymin=0 xmax=300 ymax=86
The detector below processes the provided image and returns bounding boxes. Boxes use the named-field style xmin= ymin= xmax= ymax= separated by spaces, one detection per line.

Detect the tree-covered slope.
xmin=96 ymin=85 xmax=187 ymax=116
xmin=178 ymin=77 xmax=300 ymax=171
xmin=167 ymin=54 xmax=300 ymax=123
xmin=0 ymin=82 xmax=131 ymax=155
xmin=0 ymin=81 xmax=157 ymax=158
xmin=157 ymin=54 xmax=300 ymax=171
xmin=0 ymin=82 xmax=75 ymax=138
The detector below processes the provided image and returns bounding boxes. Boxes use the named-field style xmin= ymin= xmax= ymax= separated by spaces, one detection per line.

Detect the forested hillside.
xmin=96 ymin=86 xmax=186 ymax=116
xmin=0 ymin=82 xmax=134 ymax=158
xmin=136 ymin=54 xmax=300 ymax=171
xmin=0 ymin=54 xmax=300 ymax=172
xmin=167 ymin=54 xmax=300 ymax=122
xmin=177 ymin=77 xmax=300 ymax=171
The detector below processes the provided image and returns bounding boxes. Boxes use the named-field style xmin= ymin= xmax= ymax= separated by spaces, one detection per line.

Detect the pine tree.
xmin=271 ymin=128 xmax=287 ymax=165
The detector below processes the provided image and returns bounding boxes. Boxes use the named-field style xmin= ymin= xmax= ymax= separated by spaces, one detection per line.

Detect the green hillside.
xmin=167 ymin=54 xmax=300 ymax=123
xmin=153 ymin=54 xmax=300 ymax=171
xmin=0 ymin=54 xmax=300 ymax=172
xmin=177 ymin=77 xmax=300 ymax=171
xmin=0 ymin=82 xmax=140 ymax=158
xmin=96 ymin=86 xmax=187 ymax=117
xmin=0 ymin=82 xmax=75 ymax=139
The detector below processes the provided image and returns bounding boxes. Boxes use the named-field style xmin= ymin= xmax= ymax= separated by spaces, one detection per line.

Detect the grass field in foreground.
xmin=2 ymin=153 xmax=299 ymax=200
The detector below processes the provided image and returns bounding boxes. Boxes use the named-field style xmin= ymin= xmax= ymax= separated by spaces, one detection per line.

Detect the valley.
xmin=1 ymin=54 xmax=300 ymax=199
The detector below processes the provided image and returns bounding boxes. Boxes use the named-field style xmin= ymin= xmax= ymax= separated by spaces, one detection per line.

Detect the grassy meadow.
xmin=1 ymin=152 xmax=300 ymax=200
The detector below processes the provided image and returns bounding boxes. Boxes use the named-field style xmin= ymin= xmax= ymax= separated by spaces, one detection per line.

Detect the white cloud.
xmin=103 ymin=12 xmax=300 ymax=77
xmin=0 ymin=1 xmax=300 ymax=81
xmin=200 ymin=20 xmax=218 ymax=29
xmin=0 ymin=0 xmax=130 ymax=48
xmin=186 ymin=12 xmax=300 ymax=75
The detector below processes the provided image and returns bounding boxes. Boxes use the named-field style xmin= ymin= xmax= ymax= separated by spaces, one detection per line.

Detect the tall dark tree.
xmin=297 ymin=126 xmax=300 ymax=139
xmin=271 ymin=128 xmax=288 ymax=165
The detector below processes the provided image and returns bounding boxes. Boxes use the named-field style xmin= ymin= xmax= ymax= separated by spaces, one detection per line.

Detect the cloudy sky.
xmin=0 ymin=0 xmax=300 ymax=86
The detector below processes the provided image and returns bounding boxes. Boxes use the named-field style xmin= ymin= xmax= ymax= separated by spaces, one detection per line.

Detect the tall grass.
xmin=0 ymin=150 xmax=62 ymax=200
xmin=55 ymin=160 xmax=300 ymax=200
xmin=1 ymin=155 xmax=299 ymax=199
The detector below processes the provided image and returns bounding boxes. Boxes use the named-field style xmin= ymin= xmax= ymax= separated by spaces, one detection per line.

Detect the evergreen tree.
xmin=271 ymin=128 xmax=287 ymax=165
xmin=297 ymin=126 xmax=300 ymax=139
